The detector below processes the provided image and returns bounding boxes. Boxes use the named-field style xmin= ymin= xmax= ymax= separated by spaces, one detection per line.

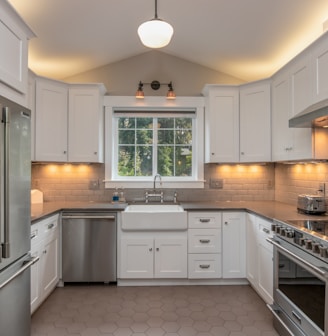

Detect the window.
xmin=104 ymin=97 xmax=204 ymax=188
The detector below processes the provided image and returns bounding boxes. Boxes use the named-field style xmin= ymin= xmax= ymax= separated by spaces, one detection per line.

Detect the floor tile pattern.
xmin=31 ymin=284 xmax=280 ymax=336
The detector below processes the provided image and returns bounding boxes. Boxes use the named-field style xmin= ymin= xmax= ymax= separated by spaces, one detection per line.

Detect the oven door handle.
xmin=266 ymin=237 xmax=328 ymax=278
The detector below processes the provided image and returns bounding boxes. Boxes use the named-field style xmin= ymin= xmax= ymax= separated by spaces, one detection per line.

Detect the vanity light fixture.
xmin=135 ymin=80 xmax=176 ymax=99
xmin=137 ymin=0 xmax=174 ymax=48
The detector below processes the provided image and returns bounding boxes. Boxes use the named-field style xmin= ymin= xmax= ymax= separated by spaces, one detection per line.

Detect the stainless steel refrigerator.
xmin=0 ymin=95 xmax=37 ymax=336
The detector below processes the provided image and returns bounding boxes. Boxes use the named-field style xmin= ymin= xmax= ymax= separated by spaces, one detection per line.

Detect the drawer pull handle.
xmin=199 ymin=264 xmax=210 ymax=269
xmin=48 ymin=223 xmax=55 ymax=229
xmin=30 ymin=233 xmax=37 ymax=240
xmin=199 ymin=218 xmax=210 ymax=223
xmin=262 ymin=228 xmax=270 ymax=234
xmin=199 ymin=239 xmax=210 ymax=244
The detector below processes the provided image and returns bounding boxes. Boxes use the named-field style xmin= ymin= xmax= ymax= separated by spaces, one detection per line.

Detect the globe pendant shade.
xmin=138 ymin=19 xmax=174 ymax=48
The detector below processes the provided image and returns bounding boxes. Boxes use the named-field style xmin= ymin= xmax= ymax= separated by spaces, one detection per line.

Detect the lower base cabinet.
xmin=30 ymin=214 xmax=60 ymax=314
xmin=120 ymin=236 xmax=187 ymax=279
xmin=246 ymin=213 xmax=273 ymax=304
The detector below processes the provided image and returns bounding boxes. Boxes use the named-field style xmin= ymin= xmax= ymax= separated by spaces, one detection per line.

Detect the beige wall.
xmin=64 ymin=50 xmax=244 ymax=96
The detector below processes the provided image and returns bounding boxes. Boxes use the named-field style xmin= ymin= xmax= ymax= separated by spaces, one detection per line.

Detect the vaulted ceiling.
xmin=8 ymin=0 xmax=328 ymax=82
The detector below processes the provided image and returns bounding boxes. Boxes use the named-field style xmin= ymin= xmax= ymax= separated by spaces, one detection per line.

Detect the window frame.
xmin=104 ymin=96 xmax=205 ymax=189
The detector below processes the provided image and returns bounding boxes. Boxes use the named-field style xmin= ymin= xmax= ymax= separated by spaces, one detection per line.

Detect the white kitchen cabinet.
xmin=34 ymin=78 xmax=106 ymax=162
xmin=202 ymin=85 xmax=239 ymax=163
xmin=311 ymin=33 xmax=328 ymax=103
xmin=257 ymin=217 xmax=273 ymax=304
xmin=246 ymin=213 xmax=258 ymax=286
xmin=246 ymin=213 xmax=273 ymax=304
xmin=35 ymin=77 xmax=69 ymax=162
xmin=289 ymin=52 xmax=312 ymax=117
xmin=222 ymin=212 xmax=246 ymax=278
xmin=0 ymin=1 xmax=34 ymax=106
xmin=188 ymin=212 xmax=222 ymax=279
xmin=271 ymin=63 xmax=328 ymax=161
xmin=271 ymin=68 xmax=313 ymax=161
xmin=120 ymin=235 xmax=187 ymax=279
xmin=68 ymin=84 xmax=106 ymax=162
xmin=239 ymin=80 xmax=271 ymax=162
xmin=28 ymin=71 xmax=36 ymax=160
xmin=30 ymin=214 xmax=60 ymax=314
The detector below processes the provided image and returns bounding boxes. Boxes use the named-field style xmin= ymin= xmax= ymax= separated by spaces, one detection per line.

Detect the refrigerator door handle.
xmin=0 ymin=256 xmax=39 ymax=290
xmin=1 ymin=107 xmax=10 ymax=259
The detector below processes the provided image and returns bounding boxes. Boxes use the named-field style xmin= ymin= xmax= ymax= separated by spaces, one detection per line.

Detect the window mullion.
xmin=153 ymin=117 xmax=158 ymax=175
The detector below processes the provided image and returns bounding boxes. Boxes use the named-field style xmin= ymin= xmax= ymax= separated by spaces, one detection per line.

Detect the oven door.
xmin=268 ymin=237 xmax=328 ymax=336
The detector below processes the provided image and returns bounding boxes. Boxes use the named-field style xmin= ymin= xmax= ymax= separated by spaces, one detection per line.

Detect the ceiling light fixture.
xmin=135 ymin=80 xmax=176 ymax=99
xmin=137 ymin=0 xmax=174 ymax=49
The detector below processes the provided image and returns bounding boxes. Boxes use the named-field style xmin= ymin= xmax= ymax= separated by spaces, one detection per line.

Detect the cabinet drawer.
xmin=39 ymin=214 xmax=59 ymax=242
xmin=30 ymin=223 xmax=41 ymax=247
xmin=188 ymin=254 xmax=221 ymax=279
xmin=188 ymin=212 xmax=221 ymax=229
xmin=188 ymin=229 xmax=221 ymax=253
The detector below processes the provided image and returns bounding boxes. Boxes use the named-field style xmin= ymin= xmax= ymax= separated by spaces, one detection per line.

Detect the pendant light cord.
xmin=154 ymin=0 xmax=158 ymax=19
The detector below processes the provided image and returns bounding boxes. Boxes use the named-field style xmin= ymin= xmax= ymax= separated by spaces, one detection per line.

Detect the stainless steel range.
xmin=267 ymin=218 xmax=328 ymax=336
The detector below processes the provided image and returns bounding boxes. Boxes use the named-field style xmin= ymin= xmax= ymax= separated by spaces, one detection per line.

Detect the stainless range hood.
xmin=289 ymin=98 xmax=328 ymax=128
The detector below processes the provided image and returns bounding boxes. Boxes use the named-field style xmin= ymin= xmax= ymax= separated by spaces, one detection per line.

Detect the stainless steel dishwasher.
xmin=61 ymin=212 xmax=116 ymax=283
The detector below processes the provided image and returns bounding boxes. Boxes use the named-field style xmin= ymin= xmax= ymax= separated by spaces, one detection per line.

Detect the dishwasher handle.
xmin=62 ymin=215 xmax=116 ymax=220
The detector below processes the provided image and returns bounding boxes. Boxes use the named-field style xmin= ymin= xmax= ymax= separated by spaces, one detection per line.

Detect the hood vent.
xmin=289 ymin=98 xmax=328 ymax=128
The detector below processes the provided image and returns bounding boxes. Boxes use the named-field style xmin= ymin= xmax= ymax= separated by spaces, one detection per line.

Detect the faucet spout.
xmin=153 ymin=174 xmax=162 ymax=190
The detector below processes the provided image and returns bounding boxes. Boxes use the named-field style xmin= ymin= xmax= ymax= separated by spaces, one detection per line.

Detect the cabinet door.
xmin=120 ymin=238 xmax=153 ymax=278
xmin=40 ymin=234 xmax=59 ymax=300
xmin=246 ymin=214 xmax=258 ymax=286
xmin=312 ymin=36 xmax=328 ymax=103
xmin=68 ymin=85 xmax=105 ymax=162
xmin=271 ymin=71 xmax=292 ymax=161
xmin=222 ymin=212 xmax=246 ymax=278
xmin=290 ymin=53 xmax=312 ymax=117
xmin=239 ymin=80 xmax=271 ymax=162
xmin=30 ymin=241 xmax=42 ymax=314
xmin=257 ymin=218 xmax=273 ymax=304
xmin=0 ymin=1 xmax=33 ymax=104
xmin=35 ymin=78 xmax=68 ymax=161
xmin=154 ymin=238 xmax=187 ymax=278
xmin=204 ymin=86 xmax=239 ymax=163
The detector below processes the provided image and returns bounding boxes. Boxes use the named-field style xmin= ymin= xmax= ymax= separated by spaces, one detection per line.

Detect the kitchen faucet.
xmin=153 ymin=173 xmax=162 ymax=189
xmin=145 ymin=174 xmax=163 ymax=203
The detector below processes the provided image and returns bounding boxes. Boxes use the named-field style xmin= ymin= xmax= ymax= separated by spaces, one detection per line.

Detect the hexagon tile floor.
xmin=31 ymin=285 xmax=280 ymax=336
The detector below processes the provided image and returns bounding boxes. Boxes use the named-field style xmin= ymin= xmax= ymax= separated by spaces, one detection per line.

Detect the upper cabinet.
xmin=272 ymin=36 xmax=328 ymax=161
xmin=311 ymin=33 xmax=328 ymax=104
xmin=0 ymin=1 xmax=35 ymax=106
xmin=239 ymin=80 xmax=271 ymax=162
xmin=33 ymin=77 xmax=106 ymax=162
xmin=35 ymin=77 xmax=69 ymax=162
xmin=68 ymin=84 xmax=106 ymax=162
xmin=203 ymin=85 xmax=239 ymax=163
xmin=203 ymin=81 xmax=271 ymax=163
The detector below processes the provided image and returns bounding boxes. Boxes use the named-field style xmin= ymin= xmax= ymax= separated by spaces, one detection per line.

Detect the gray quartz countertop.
xmin=31 ymin=200 xmax=327 ymax=223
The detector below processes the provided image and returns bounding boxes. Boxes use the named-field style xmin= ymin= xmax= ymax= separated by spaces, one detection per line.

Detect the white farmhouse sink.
xmin=122 ymin=204 xmax=187 ymax=230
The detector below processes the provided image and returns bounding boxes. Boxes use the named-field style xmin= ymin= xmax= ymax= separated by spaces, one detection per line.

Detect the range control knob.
xmin=275 ymin=226 xmax=282 ymax=234
xmin=299 ymin=237 xmax=306 ymax=246
xmin=286 ymin=229 xmax=295 ymax=238
xmin=280 ymin=228 xmax=287 ymax=236
xmin=312 ymin=242 xmax=320 ymax=254
xmin=305 ymin=239 xmax=313 ymax=250
xmin=271 ymin=223 xmax=277 ymax=232
xmin=319 ymin=246 xmax=328 ymax=258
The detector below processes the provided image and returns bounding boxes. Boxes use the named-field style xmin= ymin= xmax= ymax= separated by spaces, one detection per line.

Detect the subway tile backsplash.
xmin=31 ymin=162 xmax=328 ymax=206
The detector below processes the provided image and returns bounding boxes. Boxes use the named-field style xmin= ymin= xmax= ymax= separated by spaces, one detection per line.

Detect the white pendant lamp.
xmin=138 ymin=0 xmax=174 ymax=49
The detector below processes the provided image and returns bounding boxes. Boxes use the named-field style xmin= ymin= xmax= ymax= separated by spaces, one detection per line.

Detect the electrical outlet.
xmin=318 ymin=182 xmax=326 ymax=196
xmin=210 ymin=178 xmax=223 ymax=189
xmin=89 ymin=179 xmax=99 ymax=190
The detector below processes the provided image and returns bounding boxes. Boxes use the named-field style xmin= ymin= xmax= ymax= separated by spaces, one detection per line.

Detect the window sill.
xmin=104 ymin=180 xmax=205 ymax=189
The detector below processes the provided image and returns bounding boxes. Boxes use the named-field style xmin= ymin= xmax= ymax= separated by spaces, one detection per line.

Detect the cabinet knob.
xmin=94 ymin=151 xmax=97 ymax=155
xmin=224 ymin=221 xmax=228 ymax=225
xmin=240 ymin=152 xmax=244 ymax=155
xmin=149 ymin=248 xmax=152 ymax=252
xmin=211 ymin=153 xmax=215 ymax=155
xmin=156 ymin=247 xmax=159 ymax=251
xmin=63 ymin=150 xmax=67 ymax=154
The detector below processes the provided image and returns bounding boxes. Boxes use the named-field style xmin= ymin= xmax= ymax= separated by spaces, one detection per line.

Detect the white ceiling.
xmin=7 ymin=0 xmax=328 ymax=82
